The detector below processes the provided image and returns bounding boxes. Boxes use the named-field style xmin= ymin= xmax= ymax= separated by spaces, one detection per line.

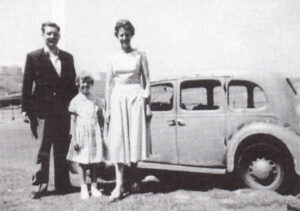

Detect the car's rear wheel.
xmin=237 ymin=143 xmax=287 ymax=191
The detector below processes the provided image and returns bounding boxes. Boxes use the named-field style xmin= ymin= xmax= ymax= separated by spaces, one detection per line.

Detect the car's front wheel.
xmin=237 ymin=143 xmax=287 ymax=191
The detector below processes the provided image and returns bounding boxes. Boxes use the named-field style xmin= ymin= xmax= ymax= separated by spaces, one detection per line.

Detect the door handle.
xmin=167 ymin=120 xmax=176 ymax=126
xmin=177 ymin=119 xmax=186 ymax=126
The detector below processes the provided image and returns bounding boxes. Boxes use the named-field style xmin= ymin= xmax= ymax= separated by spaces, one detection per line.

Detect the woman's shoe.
xmin=91 ymin=185 xmax=103 ymax=198
xmin=80 ymin=184 xmax=89 ymax=200
xmin=109 ymin=186 xmax=124 ymax=202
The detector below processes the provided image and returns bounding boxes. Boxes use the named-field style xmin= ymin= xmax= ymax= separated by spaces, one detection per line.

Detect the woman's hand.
xmin=74 ymin=143 xmax=81 ymax=152
xmin=140 ymin=89 xmax=150 ymax=99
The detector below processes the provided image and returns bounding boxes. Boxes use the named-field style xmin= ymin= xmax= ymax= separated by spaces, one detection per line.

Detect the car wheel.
xmin=237 ymin=143 xmax=286 ymax=191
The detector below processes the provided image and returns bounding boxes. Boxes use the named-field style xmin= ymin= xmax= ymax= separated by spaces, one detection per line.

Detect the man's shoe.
xmin=30 ymin=183 xmax=48 ymax=199
xmin=30 ymin=191 xmax=43 ymax=199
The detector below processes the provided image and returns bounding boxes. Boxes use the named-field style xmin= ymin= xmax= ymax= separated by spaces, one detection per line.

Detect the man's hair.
xmin=41 ymin=22 xmax=60 ymax=33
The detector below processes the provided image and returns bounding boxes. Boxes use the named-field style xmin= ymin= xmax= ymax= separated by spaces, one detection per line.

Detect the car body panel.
xmin=176 ymin=77 xmax=227 ymax=166
xmin=226 ymin=122 xmax=300 ymax=174
xmin=140 ymin=72 xmax=300 ymax=177
xmin=145 ymin=80 xmax=178 ymax=164
xmin=137 ymin=161 xmax=226 ymax=174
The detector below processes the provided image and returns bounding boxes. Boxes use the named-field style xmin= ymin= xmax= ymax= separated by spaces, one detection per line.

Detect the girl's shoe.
xmin=80 ymin=184 xmax=89 ymax=200
xmin=91 ymin=185 xmax=103 ymax=198
xmin=109 ymin=186 xmax=124 ymax=202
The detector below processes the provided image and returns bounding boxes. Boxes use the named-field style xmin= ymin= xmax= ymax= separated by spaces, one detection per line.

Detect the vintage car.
xmin=135 ymin=72 xmax=300 ymax=192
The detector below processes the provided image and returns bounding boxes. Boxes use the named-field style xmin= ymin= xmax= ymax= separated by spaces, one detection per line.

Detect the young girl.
xmin=67 ymin=71 xmax=105 ymax=200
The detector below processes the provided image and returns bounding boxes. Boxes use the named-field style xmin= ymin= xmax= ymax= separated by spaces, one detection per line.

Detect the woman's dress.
xmin=107 ymin=49 xmax=150 ymax=165
xmin=67 ymin=93 xmax=105 ymax=164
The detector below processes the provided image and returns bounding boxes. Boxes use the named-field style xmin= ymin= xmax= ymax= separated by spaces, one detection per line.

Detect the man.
xmin=22 ymin=22 xmax=77 ymax=199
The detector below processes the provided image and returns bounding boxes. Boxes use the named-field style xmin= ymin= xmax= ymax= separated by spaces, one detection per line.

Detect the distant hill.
xmin=0 ymin=65 xmax=22 ymax=75
xmin=0 ymin=65 xmax=23 ymax=96
xmin=0 ymin=67 xmax=107 ymax=108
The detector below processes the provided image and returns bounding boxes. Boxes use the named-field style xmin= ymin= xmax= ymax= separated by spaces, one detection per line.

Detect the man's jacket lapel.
xmin=39 ymin=49 xmax=60 ymax=79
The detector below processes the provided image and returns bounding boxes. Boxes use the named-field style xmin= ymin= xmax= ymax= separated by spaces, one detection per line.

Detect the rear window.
xmin=228 ymin=80 xmax=267 ymax=109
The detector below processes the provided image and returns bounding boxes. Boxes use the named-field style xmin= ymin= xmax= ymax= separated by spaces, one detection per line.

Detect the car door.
xmin=176 ymin=78 xmax=227 ymax=167
xmin=144 ymin=81 xmax=178 ymax=164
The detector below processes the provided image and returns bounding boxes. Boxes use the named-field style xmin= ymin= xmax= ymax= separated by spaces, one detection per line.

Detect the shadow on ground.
xmin=140 ymin=172 xmax=240 ymax=193
xmin=98 ymin=168 xmax=241 ymax=196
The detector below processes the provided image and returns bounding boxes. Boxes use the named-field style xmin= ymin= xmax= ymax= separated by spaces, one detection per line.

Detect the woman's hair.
xmin=76 ymin=71 xmax=94 ymax=87
xmin=114 ymin=19 xmax=135 ymax=38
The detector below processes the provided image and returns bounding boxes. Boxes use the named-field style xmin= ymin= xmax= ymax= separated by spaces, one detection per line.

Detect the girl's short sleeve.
xmin=68 ymin=97 xmax=77 ymax=113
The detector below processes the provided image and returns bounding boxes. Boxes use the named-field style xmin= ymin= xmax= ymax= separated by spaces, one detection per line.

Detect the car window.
xmin=180 ymin=80 xmax=222 ymax=110
xmin=150 ymin=83 xmax=174 ymax=111
xmin=228 ymin=80 xmax=267 ymax=109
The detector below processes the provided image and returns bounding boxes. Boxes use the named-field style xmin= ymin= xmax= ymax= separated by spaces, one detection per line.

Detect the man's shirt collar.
xmin=44 ymin=45 xmax=59 ymax=56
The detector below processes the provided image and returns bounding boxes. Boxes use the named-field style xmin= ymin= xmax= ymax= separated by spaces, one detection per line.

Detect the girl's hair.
xmin=76 ymin=71 xmax=94 ymax=87
xmin=114 ymin=19 xmax=135 ymax=38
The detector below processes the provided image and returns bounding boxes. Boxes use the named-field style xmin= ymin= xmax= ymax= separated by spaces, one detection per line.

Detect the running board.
xmin=137 ymin=162 xmax=226 ymax=174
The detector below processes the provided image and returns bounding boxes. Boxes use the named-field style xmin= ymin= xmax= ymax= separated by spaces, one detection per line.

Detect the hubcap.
xmin=240 ymin=146 xmax=284 ymax=190
xmin=249 ymin=158 xmax=276 ymax=179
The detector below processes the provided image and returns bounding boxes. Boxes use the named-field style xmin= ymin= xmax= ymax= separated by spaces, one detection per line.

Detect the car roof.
xmin=151 ymin=71 xmax=284 ymax=83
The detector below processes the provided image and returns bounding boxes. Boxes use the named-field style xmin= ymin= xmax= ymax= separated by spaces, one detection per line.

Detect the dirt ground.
xmin=1 ymin=116 xmax=300 ymax=211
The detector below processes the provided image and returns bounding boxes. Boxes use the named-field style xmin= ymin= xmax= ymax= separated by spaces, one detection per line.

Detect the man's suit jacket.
xmin=22 ymin=48 xmax=77 ymax=119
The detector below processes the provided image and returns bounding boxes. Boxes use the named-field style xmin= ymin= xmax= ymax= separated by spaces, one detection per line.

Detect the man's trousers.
xmin=31 ymin=114 xmax=71 ymax=190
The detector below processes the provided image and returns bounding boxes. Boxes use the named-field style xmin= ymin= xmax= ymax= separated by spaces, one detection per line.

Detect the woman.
xmin=105 ymin=19 xmax=151 ymax=201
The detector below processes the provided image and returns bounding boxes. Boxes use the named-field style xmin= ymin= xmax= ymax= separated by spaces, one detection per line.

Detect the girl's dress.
xmin=67 ymin=92 xmax=105 ymax=164
xmin=107 ymin=49 xmax=151 ymax=165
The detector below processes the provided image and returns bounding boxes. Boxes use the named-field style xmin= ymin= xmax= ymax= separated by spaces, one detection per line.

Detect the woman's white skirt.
xmin=107 ymin=84 xmax=150 ymax=165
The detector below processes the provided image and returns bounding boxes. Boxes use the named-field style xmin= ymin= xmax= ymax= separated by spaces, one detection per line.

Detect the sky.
xmin=0 ymin=0 xmax=300 ymax=80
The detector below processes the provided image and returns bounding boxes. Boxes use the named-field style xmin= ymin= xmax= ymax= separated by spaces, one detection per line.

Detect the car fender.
xmin=226 ymin=122 xmax=300 ymax=175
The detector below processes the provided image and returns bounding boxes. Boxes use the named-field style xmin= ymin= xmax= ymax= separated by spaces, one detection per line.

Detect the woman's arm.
xmin=141 ymin=53 xmax=150 ymax=102
xmin=104 ymin=65 xmax=114 ymax=122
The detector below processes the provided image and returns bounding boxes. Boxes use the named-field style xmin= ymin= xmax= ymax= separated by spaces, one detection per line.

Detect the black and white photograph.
xmin=1 ymin=0 xmax=300 ymax=210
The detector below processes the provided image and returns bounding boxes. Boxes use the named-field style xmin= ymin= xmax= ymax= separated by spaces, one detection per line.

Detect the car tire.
xmin=237 ymin=143 xmax=287 ymax=191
